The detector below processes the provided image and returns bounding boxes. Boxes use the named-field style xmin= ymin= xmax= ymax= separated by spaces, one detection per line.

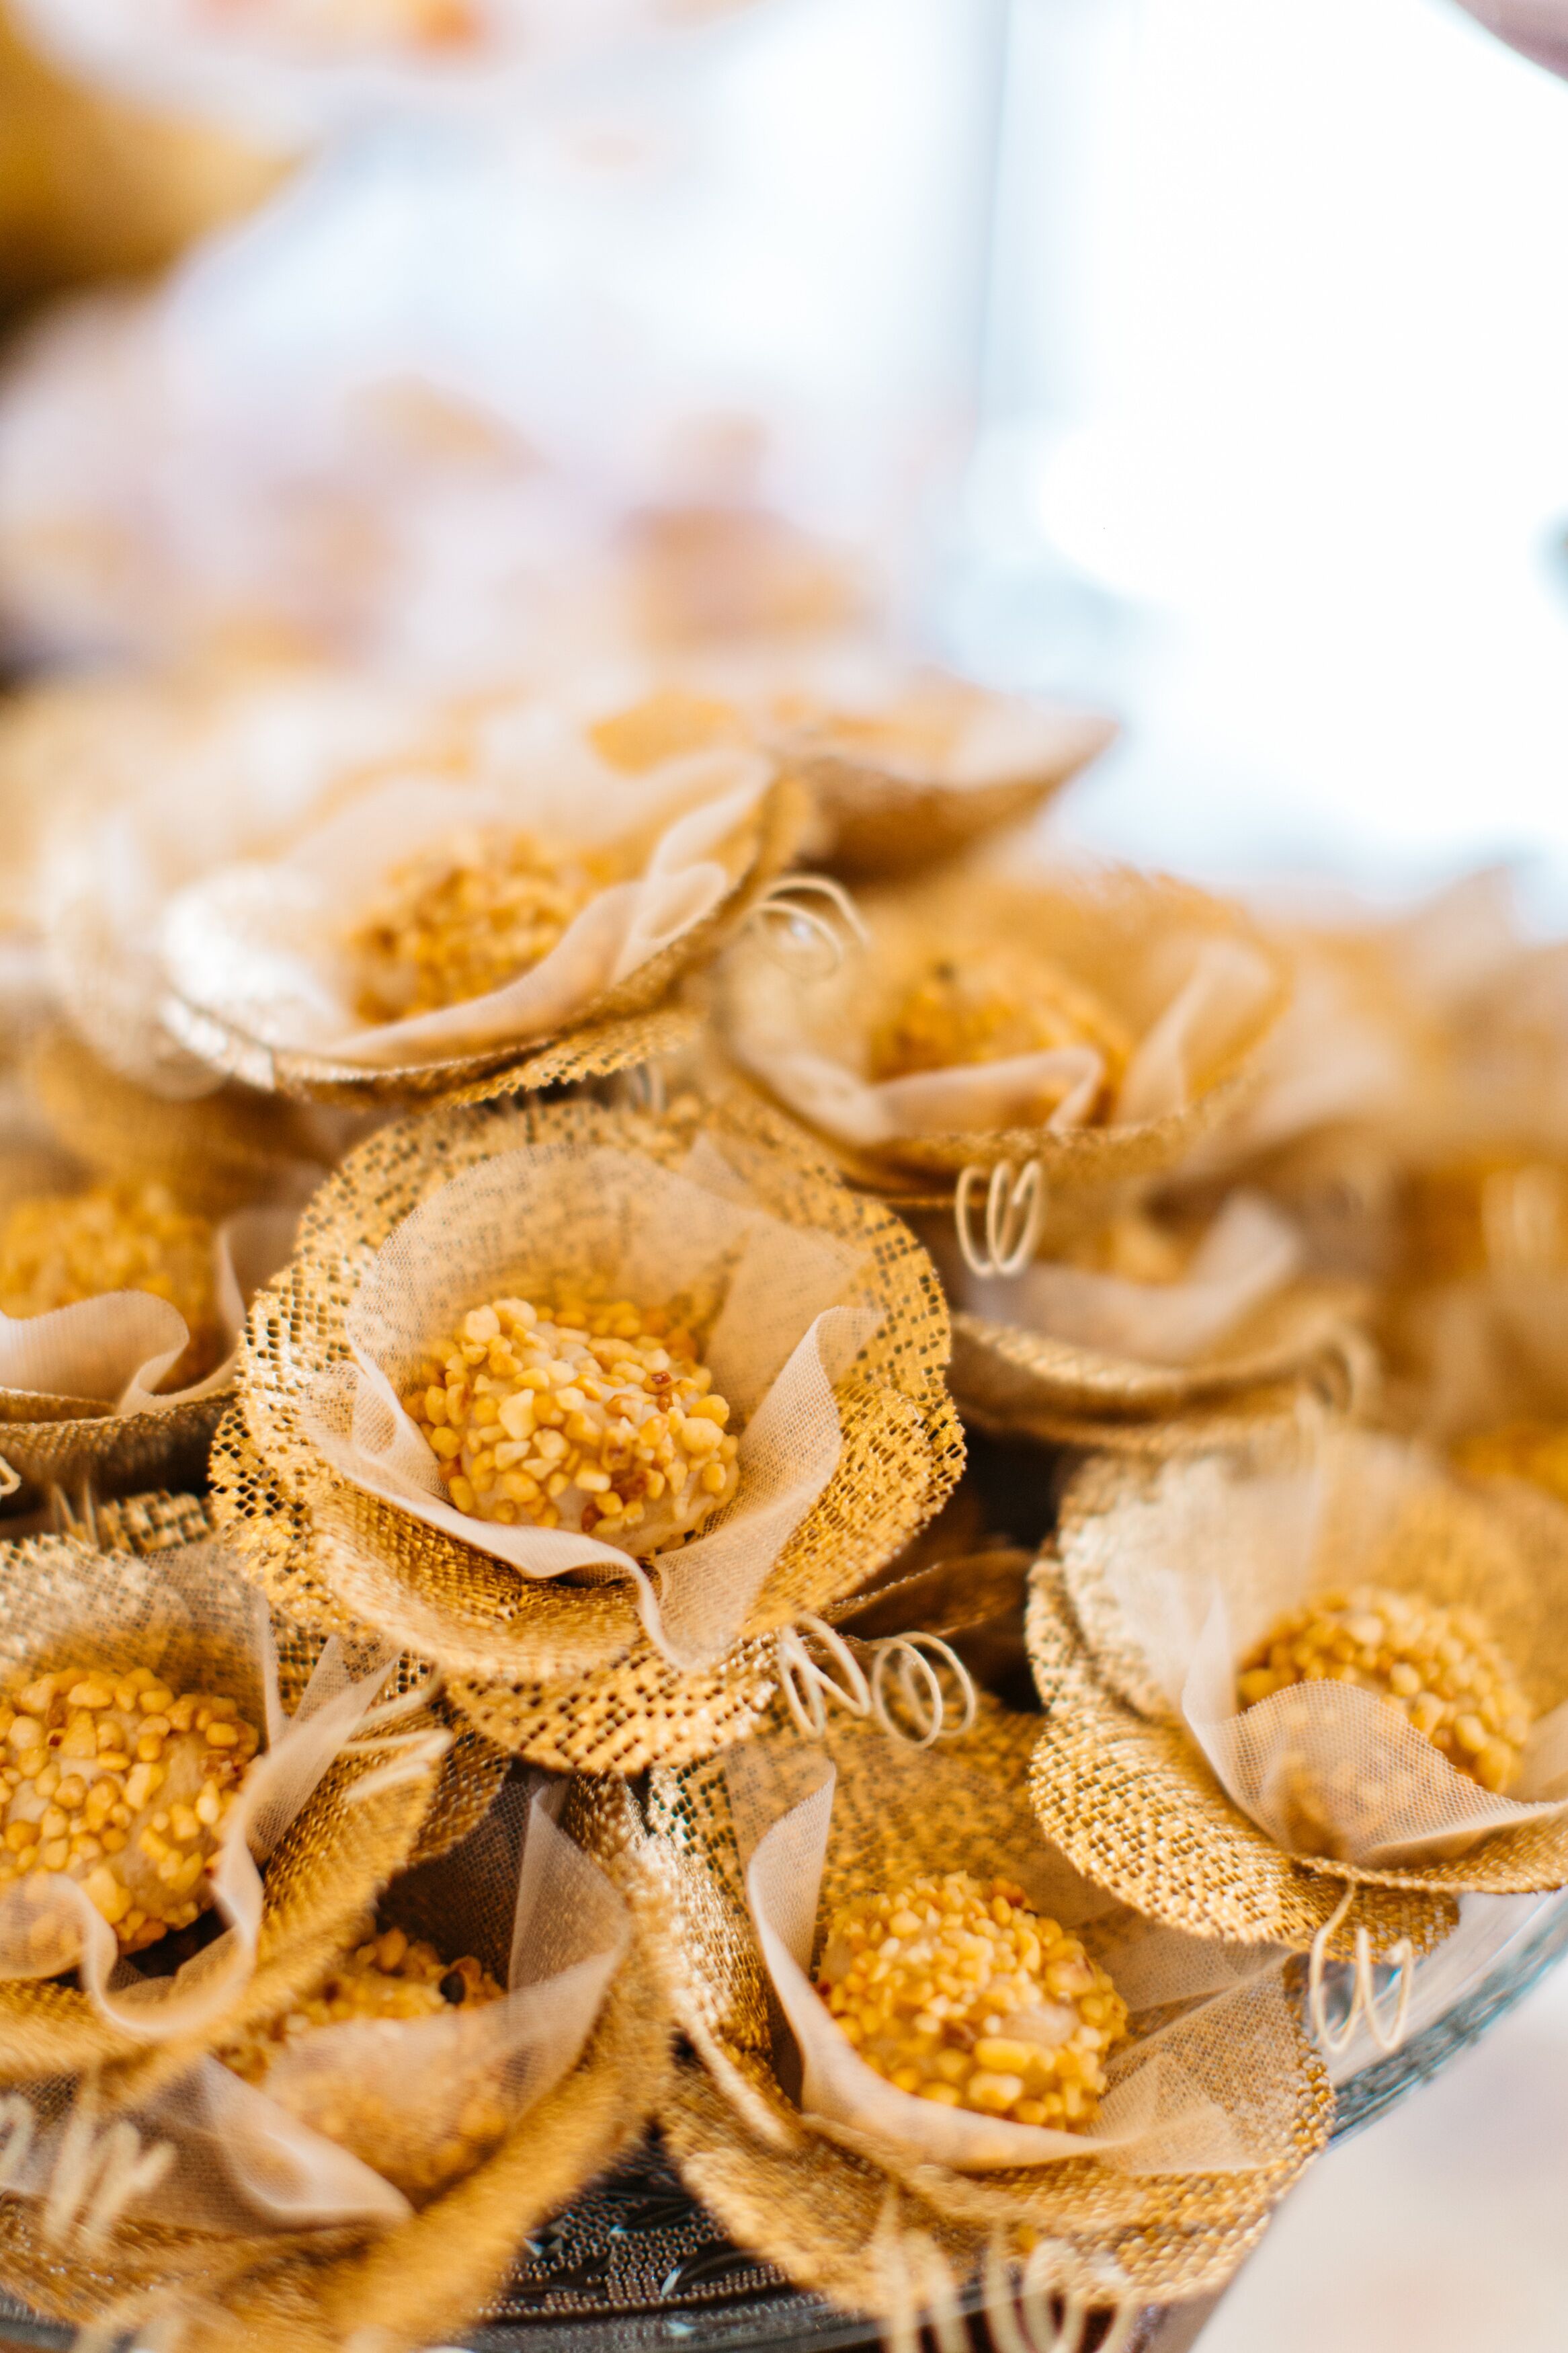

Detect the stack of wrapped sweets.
xmin=0 ymin=638 xmax=1565 ymax=2352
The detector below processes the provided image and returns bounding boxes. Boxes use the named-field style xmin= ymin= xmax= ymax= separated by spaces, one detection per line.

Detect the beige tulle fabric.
xmin=0 ymin=1878 xmax=669 ymax=2353
xmin=37 ymin=1777 xmax=633 ymax=2248
xmin=1024 ymin=1562 xmax=1460 ymax=1954
xmin=214 ymin=1090 xmax=963 ymax=1771
xmin=758 ymin=669 xmax=1117 ymax=880
xmin=719 ymin=866 xmax=1288 ymax=1191
xmin=158 ymin=737 xmax=795 ymax=1102
xmin=0 ymin=1533 xmax=446 ymax=2081
xmin=609 ymin=1698 xmax=1330 ymax=2314
xmin=944 ymin=1191 xmax=1369 ymax=1451
xmin=1040 ymin=1433 xmax=1568 ymax=1899
xmin=26 ymin=1025 xmax=331 ymax=1220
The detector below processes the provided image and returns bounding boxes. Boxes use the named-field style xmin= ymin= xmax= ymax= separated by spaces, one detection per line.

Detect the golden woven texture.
xmin=53 ymin=1488 xmax=216 ymax=1557
xmin=949 ymin=1280 xmax=1370 ymax=1456
xmin=25 ymin=1027 xmax=324 ymax=1220
xmin=0 ymin=1531 xmax=446 ymax=2085
xmin=214 ymin=1090 xmax=963 ymax=1771
xmin=719 ymin=866 xmax=1290 ymax=1191
xmin=169 ymin=774 xmax=807 ymax=1109
xmin=0 ymin=1933 xmax=669 ymax=2353
xmin=770 ymin=690 xmax=1116 ymax=882
xmin=1023 ymin=1570 xmax=1448 ymax=1979
xmin=1044 ymin=1443 xmax=1568 ymax=1900
xmin=627 ymin=1700 xmax=1331 ymax=2311
xmin=0 ymin=1392 xmax=225 ymax=1518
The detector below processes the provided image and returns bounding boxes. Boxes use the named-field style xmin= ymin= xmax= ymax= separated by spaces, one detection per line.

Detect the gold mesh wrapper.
xmin=948 ymin=1285 xmax=1370 ymax=1456
xmin=0 ymin=1935 xmax=669 ymax=2353
xmin=25 ymin=1028 xmax=326 ymax=1221
xmin=766 ymin=680 xmax=1116 ymax=881
xmin=719 ymin=867 xmax=1290 ymax=1193
xmin=0 ymin=1532 xmax=450 ymax=2085
xmin=614 ymin=1699 xmax=1332 ymax=2315
xmin=1044 ymin=1431 xmax=1568 ymax=1911
xmin=0 ymin=1393 xmax=224 ymax=1516
xmin=163 ymin=773 xmax=807 ymax=1109
xmin=213 ymin=1091 xmax=962 ymax=1771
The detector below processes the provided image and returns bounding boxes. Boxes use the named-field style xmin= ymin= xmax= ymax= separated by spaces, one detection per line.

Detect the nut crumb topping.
xmin=218 ymin=1924 xmax=503 ymax=2084
xmin=0 ymin=1663 xmax=260 ymax=1952
xmin=405 ymin=1281 xmax=739 ymax=1551
xmin=1238 ymin=1582 xmax=1532 ymax=1796
xmin=350 ymin=826 xmax=616 ymax=1023
xmin=818 ymin=1870 xmax=1127 ymax=2130
xmin=867 ymin=948 xmax=1131 ymax=1115
xmin=0 ymin=1182 xmax=220 ymax=1390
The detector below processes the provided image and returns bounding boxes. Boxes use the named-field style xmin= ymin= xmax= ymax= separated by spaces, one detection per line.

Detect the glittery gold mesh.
xmin=213 ymin=1091 xmax=961 ymax=1771
xmin=0 ymin=1936 xmax=670 ymax=2353
xmin=0 ymin=1392 xmax=227 ymax=1517
xmin=0 ymin=1531 xmax=445 ymax=2085
xmin=173 ymin=776 xmax=805 ymax=1109
xmin=776 ymin=690 xmax=1114 ymax=883
xmin=624 ymin=1698 xmax=1332 ymax=2313
xmin=1025 ymin=1563 xmax=1462 ymax=1949
xmin=26 ymin=1028 xmax=323 ymax=1220
xmin=948 ymin=1280 xmax=1369 ymax=1454
xmin=720 ymin=867 xmax=1290 ymax=1190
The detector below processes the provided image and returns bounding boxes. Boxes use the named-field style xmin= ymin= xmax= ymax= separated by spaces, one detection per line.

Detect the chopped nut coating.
xmin=406 ymin=1281 xmax=739 ymax=1552
xmin=0 ymin=1183 xmax=220 ymax=1389
xmin=1237 ymin=1583 xmax=1532 ymax=1796
xmin=867 ymin=947 xmax=1132 ymax=1114
xmin=0 ymin=1663 xmax=260 ymax=1952
xmin=218 ymin=1927 xmax=503 ymax=2083
xmin=218 ymin=1927 xmax=509 ymax=2200
xmin=349 ymin=826 xmax=616 ymax=1023
xmin=817 ymin=1872 xmax=1128 ymax=2130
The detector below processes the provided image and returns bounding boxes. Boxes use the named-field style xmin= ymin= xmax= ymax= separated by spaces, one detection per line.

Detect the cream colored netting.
xmin=298 ymin=1138 xmax=877 ymax=1672
xmin=951 ymin=1193 xmax=1303 ymax=1369
xmin=159 ymin=737 xmax=772 ymax=1073
xmin=1058 ymin=1431 xmax=1568 ymax=1870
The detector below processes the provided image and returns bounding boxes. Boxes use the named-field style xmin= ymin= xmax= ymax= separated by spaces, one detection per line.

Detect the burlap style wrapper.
xmin=617 ymin=1701 xmax=1331 ymax=2312
xmin=213 ymin=1092 xmax=964 ymax=1771
xmin=946 ymin=1192 xmax=1370 ymax=1453
xmin=26 ymin=1025 xmax=329 ymax=1220
xmin=0 ymin=1533 xmax=448 ymax=2085
xmin=157 ymin=746 xmax=806 ymax=1107
xmin=765 ymin=676 xmax=1116 ymax=881
xmin=718 ymin=867 xmax=1290 ymax=1194
xmin=1035 ymin=1434 xmax=1568 ymax=1905
xmin=0 ymin=1907 xmax=669 ymax=2353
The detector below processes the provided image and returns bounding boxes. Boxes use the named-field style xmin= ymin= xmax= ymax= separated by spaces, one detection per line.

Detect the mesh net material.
xmin=1025 ymin=1563 xmax=1456 ymax=1952
xmin=26 ymin=1027 xmax=329 ymax=1221
xmin=768 ymin=684 xmax=1116 ymax=882
xmin=944 ymin=1188 xmax=1368 ymax=1448
xmin=0 ymin=1874 xmax=670 ymax=2353
xmin=1047 ymin=1431 xmax=1568 ymax=1892
xmin=155 ymin=750 xmax=805 ymax=1107
xmin=214 ymin=1090 xmax=963 ymax=1770
xmin=0 ymin=1534 xmax=445 ymax=2082
xmin=718 ymin=866 xmax=1288 ymax=1189
xmin=618 ymin=1698 xmax=1330 ymax=2314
